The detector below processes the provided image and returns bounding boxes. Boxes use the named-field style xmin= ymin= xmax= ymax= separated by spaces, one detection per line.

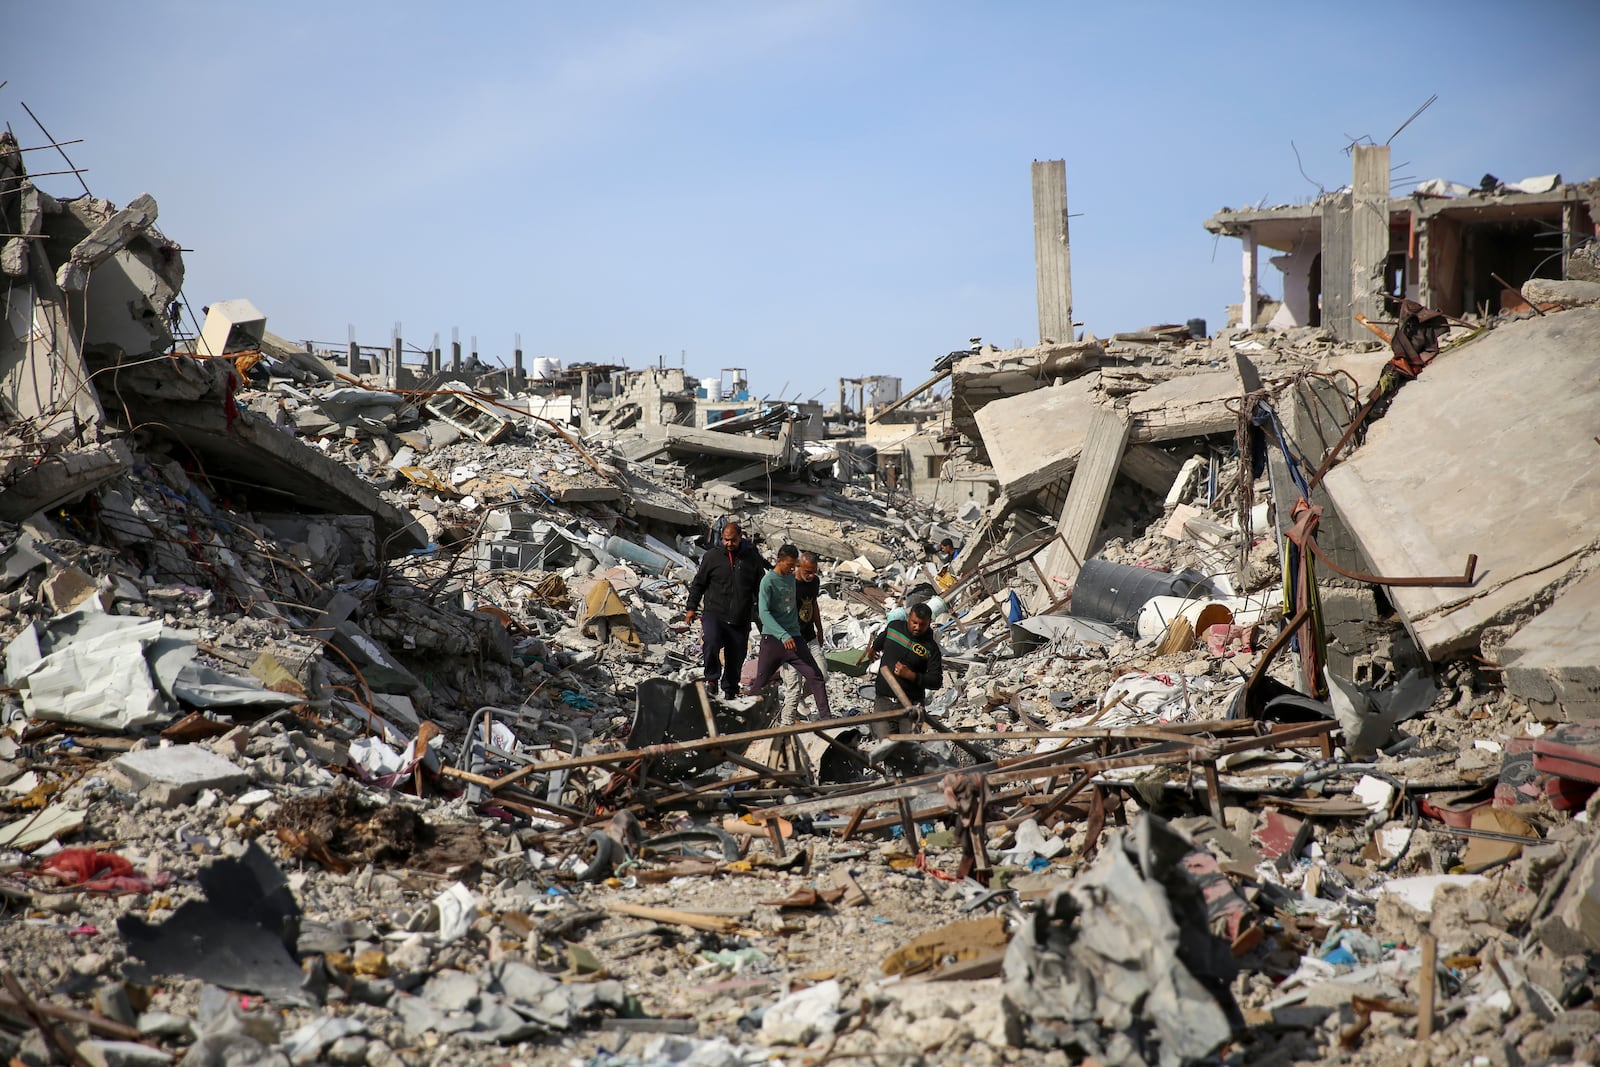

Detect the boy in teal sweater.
xmin=747 ymin=544 xmax=833 ymax=719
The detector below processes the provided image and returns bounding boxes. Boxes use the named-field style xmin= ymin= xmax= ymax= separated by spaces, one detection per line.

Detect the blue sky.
xmin=8 ymin=1 xmax=1599 ymax=402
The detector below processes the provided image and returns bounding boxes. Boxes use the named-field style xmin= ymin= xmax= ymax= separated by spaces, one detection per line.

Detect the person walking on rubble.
xmin=777 ymin=551 xmax=828 ymax=725
xmin=869 ymin=601 xmax=943 ymax=733
xmin=685 ymin=521 xmax=769 ymax=701
xmin=748 ymin=545 xmax=834 ymax=719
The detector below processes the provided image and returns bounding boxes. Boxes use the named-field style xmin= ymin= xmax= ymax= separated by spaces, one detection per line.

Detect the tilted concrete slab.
xmin=973 ymin=374 xmax=1101 ymax=500
xmin=1322 ymin=309 xmax=1600 ymax=659
xmin=1501 ymin=565 xmax=1600 ymax=721
xmin=951 ymin=340 xmax=1103 ymax=449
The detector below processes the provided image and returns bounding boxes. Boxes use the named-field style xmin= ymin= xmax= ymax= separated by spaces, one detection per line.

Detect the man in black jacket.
xmin=870 ymin=602 xmax=942 ymax=715
xmin=685 ymin=521 xmax=769 ymax=700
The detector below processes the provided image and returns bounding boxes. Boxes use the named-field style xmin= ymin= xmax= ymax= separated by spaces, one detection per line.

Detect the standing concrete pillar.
xmin=1321 ymin=192 xmax=1355 ymax=341
xmin=513 ymin=333 xmax=524 ymax=383
xmin=451 ymin=326 xmax=461 ymax=373
xmin=1351 ymin=145 xmax=1391 ymax=331
xmin=346 ymin=325 xmax=360 ymax=374
xmin=1241 ymin=231 xmax=1258 ymax=330
xmin=580 ymin=370 xmax=591 ymax=433
xmin=1031 ymin=160 xmax=1073 ymax=344
xmin=390 ymin=323 xmax=402 ymax=390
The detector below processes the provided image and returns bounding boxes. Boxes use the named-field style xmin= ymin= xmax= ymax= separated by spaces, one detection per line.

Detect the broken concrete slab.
xmin=54 ymin=192 xmax=159 ymax=290
xmin=111 ymin=745 xmax=249 ymax=806
xmin=45 ymin=193 xmax=183 ymax=358
xmin=0 ymin=439 xmax=134 ymax=522
xmin=1502 ymin=565 xmax=1600 ymax=721
xmin=1522 ymin=278 xmax=1600 ymax=309
xmin=973 ymin=374 xmax=1100 ymax=500
xmin=1127 ymin=368 xmax=1242 ymax=443
xmin=950 ymin=340 xmax=1104 ymax=446
xmin=1532 ymin=835 xmax=1600 ymax=955
xmin=328 ymin=622 xmax=423 ymax=695
xmin=619 ymin=468 xmax=701 ymax=527
xmin=1322 ymin=309 xmax=1600 ymax=659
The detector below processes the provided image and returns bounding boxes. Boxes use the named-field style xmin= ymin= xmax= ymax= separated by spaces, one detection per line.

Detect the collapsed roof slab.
xmin=622 ymin=424 xmax=787 ymax=465
xmin=95 ymin=356 xmax=426 ymax=554
xmin=1501 ymin=565 xmax=1600 ymax=721
xmin=1322 ymin=308 xmax=1600 ymax=659
xmin=0 ymin=439 xmax=133 ymax=522
xmin=973 ymin=374 xmax=1100 ymax=500
xmin=620 ymin=469 xmax=700 ymax=527
xmin=951 ymin=340 xmax=1104 ymax=448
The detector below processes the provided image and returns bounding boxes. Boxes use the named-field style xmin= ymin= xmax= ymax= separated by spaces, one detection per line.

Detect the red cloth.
xmin=39 ymin=849 xmax=134 ymax=884
xmin=33 ymin=849 xmax=169 ymax=893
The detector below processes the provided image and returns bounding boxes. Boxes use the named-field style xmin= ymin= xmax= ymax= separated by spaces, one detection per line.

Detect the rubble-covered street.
xmin=4 ymin=109 xmax=1600 ymax=1067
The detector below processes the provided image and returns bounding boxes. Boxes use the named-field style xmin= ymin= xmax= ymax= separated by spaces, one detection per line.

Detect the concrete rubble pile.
xmin=4 ymin=127 xmax=1600 ymax=1067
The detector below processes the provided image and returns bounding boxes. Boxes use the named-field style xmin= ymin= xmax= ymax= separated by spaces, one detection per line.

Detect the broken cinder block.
xmin=111 ymin=745 xmax=248 ymax=808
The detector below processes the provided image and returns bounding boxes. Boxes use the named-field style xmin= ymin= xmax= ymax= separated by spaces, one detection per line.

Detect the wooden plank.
xmin=608 ymin=903 xmax=741 ymax=933
xmin=486 ymin=708 xmax=907 ymax=791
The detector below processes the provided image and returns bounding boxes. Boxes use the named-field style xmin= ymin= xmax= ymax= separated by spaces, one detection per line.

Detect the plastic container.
xmin=1069 ymin=560 xmax=1216 ymax=634
xmin=1135 ymin=590 xmax=1285 ymax=640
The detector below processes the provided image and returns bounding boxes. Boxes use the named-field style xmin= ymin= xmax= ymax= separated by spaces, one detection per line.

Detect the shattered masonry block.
xmin=1534 ymin=839 xmax=1600 ymax=956
xmin=111 ymin=745 xmax=248 ymax=807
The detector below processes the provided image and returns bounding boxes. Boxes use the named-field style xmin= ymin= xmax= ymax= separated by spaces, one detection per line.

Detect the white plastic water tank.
xmin=531 ymin=357 xmax=561 ymax=380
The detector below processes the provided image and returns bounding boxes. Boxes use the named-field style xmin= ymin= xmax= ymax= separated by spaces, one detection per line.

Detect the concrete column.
xmin=1416 ymin=218 xmax=1433 ymax=308
xmin=513 ymin=333 xmax=524 ymax=382
xmin=1031 ymin=406 xmax=1130 ymax=612
xmin=1031 ymin=160 xmax=1073 ymax=344
xmin=1562 ymin=204 xmax=1577 ymax=279
xmin=451 ymin=325 xmax=462 ymax=373
xmin=1241 ymin=230 xmax=1258 ymax=330
xmin=390 ymin=333 xmax=402 ymax=390
xmin=1350 ymin=145 xmax=1391 ymax=329
xmin=1320 ymin=192 xmax=1354 ymax=340
xmin=580 ymin=370 xmax=591 ymax=432
xmin=346 ymin=325 xmax=360 ymax=374
xmin=431 ymin=345 xmax=441 ymax=374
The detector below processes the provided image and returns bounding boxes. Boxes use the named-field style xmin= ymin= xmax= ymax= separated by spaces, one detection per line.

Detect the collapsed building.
xmin=3 ymin=121 xmax=1600 ymax=1067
